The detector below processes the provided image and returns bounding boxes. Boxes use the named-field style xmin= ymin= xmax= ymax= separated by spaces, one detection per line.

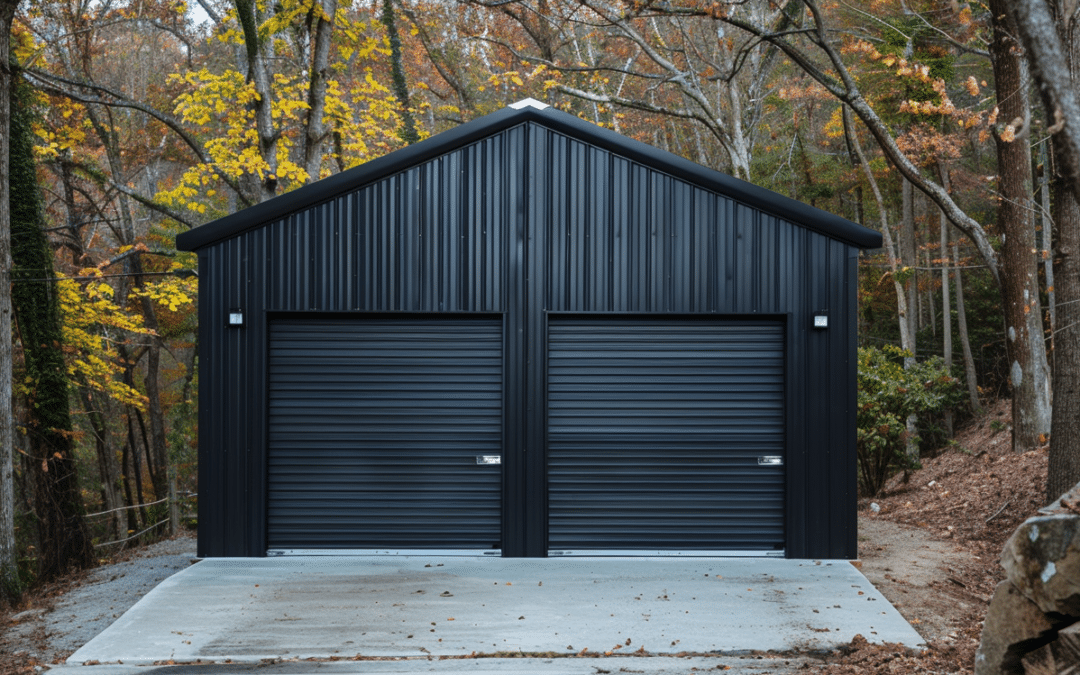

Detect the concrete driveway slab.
xmin=67 ymin=557 xmax=923 ymax=666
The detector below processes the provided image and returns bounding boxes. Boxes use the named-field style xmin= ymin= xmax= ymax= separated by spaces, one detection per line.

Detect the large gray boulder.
xmin=975 ymin=482 xmax=1080 ymax=674
xmin=1001 ymin=516 xmax=1080 ymax=616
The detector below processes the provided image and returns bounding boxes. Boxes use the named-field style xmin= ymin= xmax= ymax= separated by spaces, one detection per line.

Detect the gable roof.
xmin=175 ymin=100 xmax=882 ymax=251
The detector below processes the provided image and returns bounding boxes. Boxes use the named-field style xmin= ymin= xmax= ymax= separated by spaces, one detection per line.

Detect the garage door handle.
xmin=477 ymin=455 xmax=502 ymax=465
xmin=758 ymin=456 xmax=783 ymax=466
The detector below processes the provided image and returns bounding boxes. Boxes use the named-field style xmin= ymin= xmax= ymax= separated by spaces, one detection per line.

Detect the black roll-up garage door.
xmin=547 ymin=317 xmax=785 ymax=553
xmin=267 ymin=316 xmax=503 ymax=552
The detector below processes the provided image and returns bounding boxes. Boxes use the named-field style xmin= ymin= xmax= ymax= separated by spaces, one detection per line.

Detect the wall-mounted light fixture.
xmin=813 ymin=312 xmax=828 ymax=329
xmin=228 ymin=308 xmax=244 ymax=327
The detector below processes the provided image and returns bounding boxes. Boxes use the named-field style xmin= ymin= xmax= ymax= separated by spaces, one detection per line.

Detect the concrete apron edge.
xmin=64 ymin=645 xmax=916 ymax=668
xmin=47 ymin=656 xmax=823 ymax=675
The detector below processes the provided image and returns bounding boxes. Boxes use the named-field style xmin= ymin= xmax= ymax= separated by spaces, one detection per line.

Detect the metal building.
xmin=176 ymin=99 xmax=882 ymax=559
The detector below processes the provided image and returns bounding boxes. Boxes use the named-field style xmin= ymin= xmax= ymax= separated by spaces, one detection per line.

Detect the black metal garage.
xmin=176 ymin=99 xmax=881 ymax=559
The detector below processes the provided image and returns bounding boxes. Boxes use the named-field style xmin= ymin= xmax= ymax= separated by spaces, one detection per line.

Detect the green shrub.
xmin=857 ymin=345 xmax=964 ymax=496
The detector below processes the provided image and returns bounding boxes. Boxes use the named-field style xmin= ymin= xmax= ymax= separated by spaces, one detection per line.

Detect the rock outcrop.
xmin=976 ymin=483 xmax=1080 ymax=674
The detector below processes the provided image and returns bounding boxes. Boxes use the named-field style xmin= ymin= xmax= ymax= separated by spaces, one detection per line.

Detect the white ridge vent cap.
xmin=509 ymin=98 xmax=550 ymax=110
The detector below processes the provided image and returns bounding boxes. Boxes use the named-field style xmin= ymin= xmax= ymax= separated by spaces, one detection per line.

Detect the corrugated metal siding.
xmin=547 ymin=318 xmax=785 ymax=551
xmin=258 ymin=131 xmax=521 ymax=314
xmin=528 ymin=130 xmax=793 ymax=316
xmin=265 ymin=316 xmax=503 ymax=550
xmin=194 ymin=120 xmax=859 ymax=559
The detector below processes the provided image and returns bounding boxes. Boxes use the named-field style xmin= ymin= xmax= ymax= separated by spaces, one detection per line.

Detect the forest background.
xmin=1 ymin=0 xmax=1080 ymax=599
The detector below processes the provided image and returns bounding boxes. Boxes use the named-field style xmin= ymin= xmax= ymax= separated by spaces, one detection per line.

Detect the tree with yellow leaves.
xmin=22 ymin=0 xmax=410 ymax=220
xmin=0 ymin=0 xmax=415 ymax=573
xmin=155 ymin=0 xmax=410 ymax=213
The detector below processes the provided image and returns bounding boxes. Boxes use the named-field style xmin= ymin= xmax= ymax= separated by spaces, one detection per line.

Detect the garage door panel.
xmin=547 ymin=318 xmax=785 ymax=552
xmin=267 ymin=317 xmax=503 ymax=552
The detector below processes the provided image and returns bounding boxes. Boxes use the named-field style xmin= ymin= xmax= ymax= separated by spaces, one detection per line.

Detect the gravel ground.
xmin=1 ymin=534 xmax=198 ymax=668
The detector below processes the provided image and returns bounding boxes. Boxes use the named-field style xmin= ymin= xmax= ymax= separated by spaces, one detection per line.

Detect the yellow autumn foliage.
xmin=155 ymin=0 xmax=408 ymax=213
xmin=56 ymin=272 xmax=155 ymax=410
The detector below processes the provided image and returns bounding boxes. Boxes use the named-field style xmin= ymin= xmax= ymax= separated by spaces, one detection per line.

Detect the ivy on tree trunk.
xmin=9 ymin=71 xmax=93 ymax=581
xmin=381 ymin=0 xmax=418 ymax=146
xmin=0 ymin=0 xmax=20 ymax=603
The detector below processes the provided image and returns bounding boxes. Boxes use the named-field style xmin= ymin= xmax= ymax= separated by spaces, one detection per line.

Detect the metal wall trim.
xmin=547 ymin=550 xmax=786 ymax=558
xmin=544 ymin=311 xmax=787 ymax=318
xmin=267 ymin=549 xmax=503 ymax=557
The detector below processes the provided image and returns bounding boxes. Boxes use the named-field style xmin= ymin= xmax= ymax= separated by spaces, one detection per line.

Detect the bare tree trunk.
xmin=125 ymin=411 xmax=147 ymax=527
xmin=1011 ymin=0 xmax=1080 ymax=203
xmin=843 ymin=106 xmax=916 ymax=355
xmin=168 ymin=469 xmax=178 ymax=536
xmin=928 ymin=223 xmax=937 ymax=334
xmin=1048 ymin=161 xmax=1080 ymax=498
xmin=844 ymin=105 xmax=921 ymax=463
xmin=143 ymin=337 xmax=168 ymax=501
xmin=234 ymin=0 xmax=280 ymax=202
xmin=901 ymin=179 xmax=918 ymax=348
xmin=82 ymin=390 xmax=123 ymax=542
xmin=120 ymin=439 xmax=137 ymax=532
xmin=0 ymin=0 xmax=21 ymax=602
xmin=990 ymin=0 xmax=1054 ymax=453
xmin=915 ymin=191 xmax=933 ymax=337
xmin=954 ymin=240 xmax=981 ymax=412
xmin=940 ymin=214 xmax=953 ymax=371
xmin=82 ymin=97 xmax=174 ymax=504
xmin=1046 ymin=0 xmax=1080 ymax=501
xmin=900 ymin=178 xmax=919 ymax=459
xmin=941 ymin=231 xmax=950 ymax=436
xmin=1041 ymin=139 xmax=1057 ymax=336
xmin=301 ymin=0 xmax=338 ymax=177
xmin=120 ymin=305 xmax=166 ymax=503
xmin=937 ymin=165 xmax=954 ymax=434
xmin=928 ymin=246 xmax=937 ymax=337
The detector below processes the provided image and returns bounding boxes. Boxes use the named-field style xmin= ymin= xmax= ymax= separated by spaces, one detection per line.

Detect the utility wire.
xmin=11 ymin=270 xmax=196 ymax=282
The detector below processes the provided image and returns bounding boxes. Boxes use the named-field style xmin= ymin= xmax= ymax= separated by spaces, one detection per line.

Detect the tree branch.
xmin=1011 ymin=0 xmax=1080 ymax=204
xmin=60 ymin=156 xmax=201 ymax=230
xmin=697 ymin=0 xmax=1002 ymax=283
xmin=108 ymin=181 xmax=200 ymax=230
xmin=24 ymin=67 xmax=253 ymax=209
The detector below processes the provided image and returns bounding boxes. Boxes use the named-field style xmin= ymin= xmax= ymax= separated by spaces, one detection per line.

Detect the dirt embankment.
xmin=810 ymin=399 xmax=1049 ymax=674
